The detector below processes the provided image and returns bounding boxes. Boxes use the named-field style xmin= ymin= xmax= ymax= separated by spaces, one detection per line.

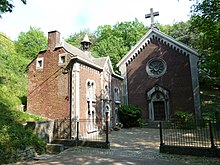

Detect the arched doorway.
xmin=147 ymin=85 xmax=170 ymax=121
xmin=152 ymin=92 xmax=165 ymax=120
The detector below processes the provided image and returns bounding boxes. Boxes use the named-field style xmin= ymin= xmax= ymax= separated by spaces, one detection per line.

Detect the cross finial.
xmin=145 ymin=8 xmax=159 ymax=29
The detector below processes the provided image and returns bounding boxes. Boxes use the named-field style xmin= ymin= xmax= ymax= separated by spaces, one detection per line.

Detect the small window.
xmin=114 ymin=87 xmax=120 ymax=103
xmin=105 ymin=85 xmax=108 ymax=91
xmin=59 ymin=53 xmax=67 ymax=65
xmin=60 ymin=56 xmax=66 ymax=63
xmin=36 ymin=57 xmax=44 ymax=69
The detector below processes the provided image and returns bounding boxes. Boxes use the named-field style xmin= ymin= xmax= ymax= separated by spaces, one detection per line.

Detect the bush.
xmin=118 ymin=104 xmax=143 ymax=128
xmin=0 ymin=124 xmax=46 ymax=164
xmin=174 ymin=111 xmax=193 ymax=122
xmin=202 ymin=107 xmax=220 ymax=121
xmin=0 ymin=103 xmax=46 ymax=164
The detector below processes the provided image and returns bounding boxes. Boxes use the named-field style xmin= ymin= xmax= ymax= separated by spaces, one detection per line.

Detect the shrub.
xmin=118 ymin=104 xmax=143 ymax=128
xmin=174 ymin=111 xmax=193 ymax=122
xmin=202 ymin=107 xmax=220 ymax=121
xmin=0 ymin=103 xmax=46 ymax=164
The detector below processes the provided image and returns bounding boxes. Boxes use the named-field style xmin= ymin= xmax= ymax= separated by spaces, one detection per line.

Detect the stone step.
xmin=46 ymin=143 xmax=64 ymax=154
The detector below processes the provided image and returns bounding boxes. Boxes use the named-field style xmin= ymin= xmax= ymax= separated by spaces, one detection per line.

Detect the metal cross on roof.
xmin=145 ymin=8 xmax=159 ymax=29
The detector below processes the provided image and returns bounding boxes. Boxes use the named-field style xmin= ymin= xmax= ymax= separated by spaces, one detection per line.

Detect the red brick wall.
xmin=127 ymin=41 xmax=194 ymax=119
xmin=27 ymin=30 xmax=123 ymax=121
xmin=27 ymin=48 xmax=70 ymax=119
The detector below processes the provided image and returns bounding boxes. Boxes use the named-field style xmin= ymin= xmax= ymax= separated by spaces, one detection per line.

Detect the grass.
xmin=0 ymin=47 xmax=46 ymax=163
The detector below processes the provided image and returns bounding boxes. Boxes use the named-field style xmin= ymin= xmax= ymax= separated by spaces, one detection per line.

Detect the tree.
xmin=190 ymin=0 xmax=220 ymax=87
xmin=14 ymin=27 xmax=47 ymax=59
xmin=0 ymin=0 xmax=26 ymax=18
xmin=159 ymin=21 xmax=200 ymax=49
xmin=66 ymin=29 xmax=96 ymax=50
xmin=66 ymin=19 xmax=147 ymax=70
xmin=93 ymin=18 xmax=147 ymax=70
xmin=0 ymin=32 xmax=28 ymax=72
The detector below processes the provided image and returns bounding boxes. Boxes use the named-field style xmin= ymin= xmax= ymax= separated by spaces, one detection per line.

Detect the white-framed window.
xmin=59 ymin=54 xmax=66 ymax=64
xmin=86 ymin=106 xmax=97 ymax=133
xmin=86 ymin=80 xmax=96 ymax=101
xmin=114 ymin=87 xmax=120 ymax=103
xmin=104 ymin=82 xmax=109 ymax=100
xmin=36 ymin=57 xmax=44 ymax=69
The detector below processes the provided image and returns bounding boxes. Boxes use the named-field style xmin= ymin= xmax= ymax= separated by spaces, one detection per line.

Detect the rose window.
xmin=146 ymin=58 xmax=167 ymax=78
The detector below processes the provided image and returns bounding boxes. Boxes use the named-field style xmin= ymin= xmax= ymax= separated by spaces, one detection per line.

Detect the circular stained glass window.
xmin=146 ymin=58 xmax=167 ymax=78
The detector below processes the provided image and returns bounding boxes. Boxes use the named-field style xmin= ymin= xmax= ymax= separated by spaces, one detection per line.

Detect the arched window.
xmin=114 ymin=87 xmax=120 ymax=103
xmin=104 ymin=82 xmax=109 ymax=100
xmin=86 ymin=80 xmax=96 ymax=101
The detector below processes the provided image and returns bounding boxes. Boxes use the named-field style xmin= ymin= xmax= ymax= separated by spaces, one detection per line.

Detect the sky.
xmin=0 ymin=0 xmax=194 ymax=40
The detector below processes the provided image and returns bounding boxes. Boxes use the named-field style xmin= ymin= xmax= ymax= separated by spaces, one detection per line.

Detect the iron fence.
xmin=53 ymin=118 xmax=109 ymax=143
xmin=159 ymin=120 xmax=220 ymax=148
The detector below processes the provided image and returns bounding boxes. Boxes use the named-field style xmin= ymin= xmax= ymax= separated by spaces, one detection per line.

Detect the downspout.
xmin=69 ymin=64 xmax=73 ymax=139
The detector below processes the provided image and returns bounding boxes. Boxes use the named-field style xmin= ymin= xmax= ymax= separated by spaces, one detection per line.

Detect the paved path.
xmin=17 ymin=128 xmax=220 ymax=165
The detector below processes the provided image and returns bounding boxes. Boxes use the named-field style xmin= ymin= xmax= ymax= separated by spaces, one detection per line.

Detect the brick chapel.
xmin=27 ymin=31 xmax=123 ymax=127
xmin=117 ymin=10 xmax=201 ymax=121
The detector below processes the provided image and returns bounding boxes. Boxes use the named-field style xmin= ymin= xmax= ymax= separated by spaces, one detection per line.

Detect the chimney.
xmin=47 ymin=30 xmax=61 ymax=50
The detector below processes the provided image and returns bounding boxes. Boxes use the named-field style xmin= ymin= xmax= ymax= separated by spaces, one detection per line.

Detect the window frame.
xmin=36 ymin=57 xmax=44 ymax=69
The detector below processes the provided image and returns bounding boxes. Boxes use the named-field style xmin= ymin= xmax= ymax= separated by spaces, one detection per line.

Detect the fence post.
xmin=69 ymin=118 xmax=72 ymax=139
xmin=159 ymin=122 xmax=164 ymax=146
xmin=76 ymin=120 xmax=79 ymax=141
xmin=105 ymin=112 xmax=109 ymax=144
xmin=75 ymin=120 xmax=79 ymax=147
xmin=208 ymin=120 xmax=215 ymax=149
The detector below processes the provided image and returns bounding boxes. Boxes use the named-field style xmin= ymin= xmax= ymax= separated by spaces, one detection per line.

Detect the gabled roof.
xmin=94 ymin=56 xmax=123 ymax=79
xmin=61 ymin=41 xmax=93 ymax=62
xmin=27 ymin=32 xmax=123 ymax=79
xmin=117 ymin=28 xmax=199 ymax=68
xmin=93 ymin=57 xmax=108 ymax=68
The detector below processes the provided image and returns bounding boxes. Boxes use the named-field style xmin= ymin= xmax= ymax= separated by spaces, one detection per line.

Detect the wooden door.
xmin=153 ymin=101 xmax=165 ymax=120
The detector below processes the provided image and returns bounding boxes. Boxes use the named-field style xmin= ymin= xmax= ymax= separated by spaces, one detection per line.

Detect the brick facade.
xmin=27 ymin=31 xmax=123 ymax=123
xmin=127 ymin=41 xmax=194 ymax=120
xmin=27 ymin=47 xmax=70 ymax=119
xmin=117 ymin=28 xmax=201 ymax=121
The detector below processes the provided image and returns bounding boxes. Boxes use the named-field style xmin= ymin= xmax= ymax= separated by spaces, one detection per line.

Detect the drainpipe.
xmin=69 ymin=64 xmax=73 ymax=139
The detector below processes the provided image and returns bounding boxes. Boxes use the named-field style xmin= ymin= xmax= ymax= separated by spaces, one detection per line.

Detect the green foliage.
xmin=66 ymin=19 xmax=147 ymax=71
xmin=118 ymin=104 xmax=143 ymax=128
xmin=93 ymin=19 xmax=147 ymax=70
xmin=190 ymin=0 xmax=220 ymax=87
xmin=0 ymin=0 xmax=26 ymax=18
xmin=174 ymin=111 xmax=193 ymax=122
xmin=0 ymin=32 xmax=28 ymax=108
xmin=14 ymin=26 xmax=47 ymax=59
xmin=0 ymin=32 xmax=46 ymax=163
xmin=66 ymin=29 xmax=96 ymax=50
xmin=200 ymin=89 xmax=220 ymax=120
xmin=159 ymin=21 xmax=200 ymax=49
xmin=0 ymin=103 xmax=46 ymax=164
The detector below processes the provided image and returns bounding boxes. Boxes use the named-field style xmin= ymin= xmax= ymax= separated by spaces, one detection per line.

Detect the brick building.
xmin=117 ymin=28 xmax=201 ymax=122
xmin=27 ymin=31 xmax=123 ymax=128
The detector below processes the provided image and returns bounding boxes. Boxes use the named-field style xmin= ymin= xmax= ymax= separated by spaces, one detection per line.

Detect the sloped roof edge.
xmin=104 ymin=56 xmax=123 ymax=79
xmin=117 ymin=28 xmax=199 ymax=67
